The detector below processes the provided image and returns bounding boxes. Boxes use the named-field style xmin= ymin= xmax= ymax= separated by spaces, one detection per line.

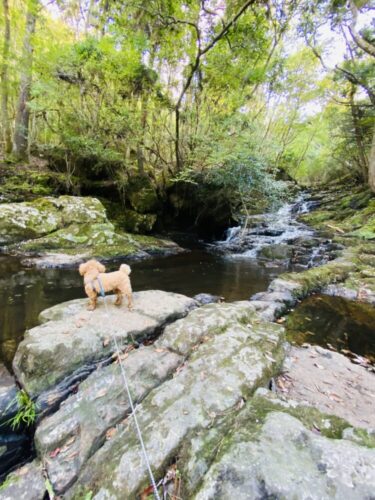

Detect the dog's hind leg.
xmin=115 ymin=290 xmax=123 ymax=306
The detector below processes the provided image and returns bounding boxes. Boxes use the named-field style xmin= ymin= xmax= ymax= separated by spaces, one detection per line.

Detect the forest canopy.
xmin=0 ymin=0 xmax=374 ymax=214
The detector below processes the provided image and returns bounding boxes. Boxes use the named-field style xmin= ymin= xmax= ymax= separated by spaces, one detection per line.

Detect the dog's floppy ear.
xmin=95 ymin=261 xmax=106 ymax=273
xmin=79 ymin=262 xmax=87 ymax=276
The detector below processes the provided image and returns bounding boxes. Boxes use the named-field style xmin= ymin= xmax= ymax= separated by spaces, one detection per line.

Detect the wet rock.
xmin=194 ymin=409 xmax=375 ymax=499
xmin=273 ymin=256 xmax=357 ymax=298
xmin=0 ymin=365 xmax=18 ymax=427
xmin=35 ymin=347 xmax=182 ymax=493
xmin=258 ymin=243 xmax=293 ymax=261
xmin=67 ymin=305 xmax=285 ymax=498
xmin=0 ymin=433 xmax=31 ymax=477
xmin=193 ymin=294 xmax=223 ymax=306
xmin=13 ymin=290 xmax=196 ymax=397
xmin=0 ymin=196 xmax=106 ymax=245
xmin=250 ymin=300 xmax=286 ymax=321
xmin=0 ymin=460 xmax=46 ymax=500
xmin=324 ymin=278 xmax=375 ymax=305
xmin=278 ymin=345 xmax=375 ymax=429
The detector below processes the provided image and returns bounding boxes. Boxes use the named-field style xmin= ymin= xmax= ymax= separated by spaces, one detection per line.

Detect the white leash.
xmin=102 ymin=295 xmax=161 ymax=500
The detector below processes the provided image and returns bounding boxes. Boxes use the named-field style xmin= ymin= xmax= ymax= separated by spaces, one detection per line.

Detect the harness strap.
xmin=89 ymin=277 xmax=106 ymax=297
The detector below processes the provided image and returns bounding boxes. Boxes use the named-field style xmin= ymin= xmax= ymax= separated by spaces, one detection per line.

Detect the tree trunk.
xmin=369 ymin=125 xmax=375 ymax=193
xmin=349 ymin=85 xmax=369 ymax=181
xmin=12 ymin=0 xmax=37 ymax=159
xmin=1 ymin=0 xmax=11 ymax=154
xmin=175 ymin=107 xmax=181 ymax=172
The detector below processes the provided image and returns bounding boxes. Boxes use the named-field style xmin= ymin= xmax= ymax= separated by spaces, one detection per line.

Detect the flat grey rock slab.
xmin=194 ymin=410 xmax=375 ymax=500
xmin=13 ymin=290 xmax=196 ymax=396
xmin=35 ymin=346 xmax=182 ymax=493
xmin=67 ymin=305 xmax=285 ymax=498
xmin=0 ymin=460 xmax=46 ymax=500
xmin=155 ymin=301 xmax=256 ymax=356
xmin=277 ymin=345 xmax=375 ymax=429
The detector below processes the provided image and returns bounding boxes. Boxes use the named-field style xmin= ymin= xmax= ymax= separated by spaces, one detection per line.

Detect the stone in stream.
xmin=12 ymin=290 xmax=196 ymax=398
xmin=0 ymin=460 xmax=46 ymax=500
xmin=34 ymin=347 xmax=182 ymax=494
xmin=67 ymin=302 xmax=285 ymax=498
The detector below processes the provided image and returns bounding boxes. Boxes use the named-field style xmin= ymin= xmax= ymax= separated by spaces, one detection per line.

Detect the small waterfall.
xmin=210 ymin=193 xmax=336 ymax=267
xmin=223 ymin=226 xmax=241 ymax=243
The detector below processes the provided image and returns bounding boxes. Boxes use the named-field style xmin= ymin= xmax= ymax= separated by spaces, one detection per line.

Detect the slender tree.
xmin=1 ymin=0 xmax=11 ymax=153
xmin=12 ymin=0 xmax=38 ymax=159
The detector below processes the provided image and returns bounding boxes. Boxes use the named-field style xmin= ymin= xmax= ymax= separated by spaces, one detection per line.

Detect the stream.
xmin=1 ymin=193 xmax=374 ymax=481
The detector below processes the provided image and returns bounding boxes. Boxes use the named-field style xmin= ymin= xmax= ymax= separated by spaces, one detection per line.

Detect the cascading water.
xmin=212 ymin=193 xmax=339 ymax=267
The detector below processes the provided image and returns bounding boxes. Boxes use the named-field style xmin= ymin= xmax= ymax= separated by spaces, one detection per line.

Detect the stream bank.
xmin=1 ymin=182 xmax=374 ymax=498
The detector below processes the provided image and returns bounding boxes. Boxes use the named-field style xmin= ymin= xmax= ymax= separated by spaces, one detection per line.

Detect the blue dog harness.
xmin=90 ymin=277 xmax=106 ymax=298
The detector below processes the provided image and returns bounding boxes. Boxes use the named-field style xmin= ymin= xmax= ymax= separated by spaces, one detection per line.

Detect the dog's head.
xmin=79 ymin=259 xmax=106 ymax=277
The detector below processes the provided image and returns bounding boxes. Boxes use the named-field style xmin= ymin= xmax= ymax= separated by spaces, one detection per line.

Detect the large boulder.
xmin=193 ymin=407 xmax=375 ymax=499
xmin=67 ymin=302 xmax=285 ymax=498
xmin=0 ymin=196 xmax=106 ymax=245
xmin=1 ymin=196 xmax=183 ymax=266
xmin=35 ymin=347 xmax=182 ymax=493
xmin=12 ymin=291 xmax=196 ymax=397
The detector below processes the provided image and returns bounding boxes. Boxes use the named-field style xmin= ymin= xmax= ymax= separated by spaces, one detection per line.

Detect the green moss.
xmin=279 ymin=260 xmax=356 ymax=297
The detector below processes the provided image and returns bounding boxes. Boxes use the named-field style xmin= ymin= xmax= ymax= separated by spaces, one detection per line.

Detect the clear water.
xmin=286 ymin=294 xmax=375 ymax=364
xmin=0 ymin=251 xmax=290 ymax=369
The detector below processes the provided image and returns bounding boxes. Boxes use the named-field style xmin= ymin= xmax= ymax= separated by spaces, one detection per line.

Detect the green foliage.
xmin=8 ymin=390 xmax=38 ymax=430
xmin=1 ymin=0 xmax=374 ymax=212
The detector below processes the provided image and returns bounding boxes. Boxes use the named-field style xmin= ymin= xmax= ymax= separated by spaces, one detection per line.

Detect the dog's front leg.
xmin=87 ymin=291 xmax=97 ymax=311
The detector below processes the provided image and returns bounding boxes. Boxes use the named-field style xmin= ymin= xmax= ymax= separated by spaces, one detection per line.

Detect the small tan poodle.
xmin=79 ymin=259 xmax=133 ymax=311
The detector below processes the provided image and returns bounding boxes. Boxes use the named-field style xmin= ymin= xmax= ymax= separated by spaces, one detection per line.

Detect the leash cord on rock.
xmin=102 ymin=295 xmax=161 ymax=500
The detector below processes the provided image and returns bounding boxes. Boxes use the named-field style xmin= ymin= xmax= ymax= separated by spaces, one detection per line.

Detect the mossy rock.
xmin=278 ymin=258 xmax=357 ymax=298
xmin=127 ymin=176 xmax=160 ymax=214
xmin=122 ymin=209 xmax=157 ymax=233
xmin=0 ymin=196 xmax=107 ymax=246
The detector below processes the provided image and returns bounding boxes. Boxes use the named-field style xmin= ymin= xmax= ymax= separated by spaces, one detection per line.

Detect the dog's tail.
xmin=119 ymin=263 xmax=131 ymax=275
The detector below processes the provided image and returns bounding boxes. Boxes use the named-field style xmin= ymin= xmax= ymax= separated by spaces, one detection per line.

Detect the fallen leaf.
xmin=140 ymin=485 xmax=154 ymax=500
xmin=94 ymin=388 xmax=107 ymax=399
xmin=65 ymin=436 xmax=76 ymax=447
xmin=265 ymin=352 xmax=276 ymax=362
xmin=106 ymin=427 xmax=117 ymax=440
xmin=155 ymin=348 xmax=165 ymax=353
xmin=49 ymin=448 xmax=61 ymax=458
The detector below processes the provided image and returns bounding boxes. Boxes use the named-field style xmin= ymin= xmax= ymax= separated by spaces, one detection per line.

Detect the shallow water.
xmin=0 ymin=251 xmax=289 ymax=369
xmin=286 ymin=294 xmax=375 ymax=363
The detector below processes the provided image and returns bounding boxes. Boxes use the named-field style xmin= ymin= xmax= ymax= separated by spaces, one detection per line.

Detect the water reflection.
xmin=286 ymin=294 xmax=375 ymax=363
